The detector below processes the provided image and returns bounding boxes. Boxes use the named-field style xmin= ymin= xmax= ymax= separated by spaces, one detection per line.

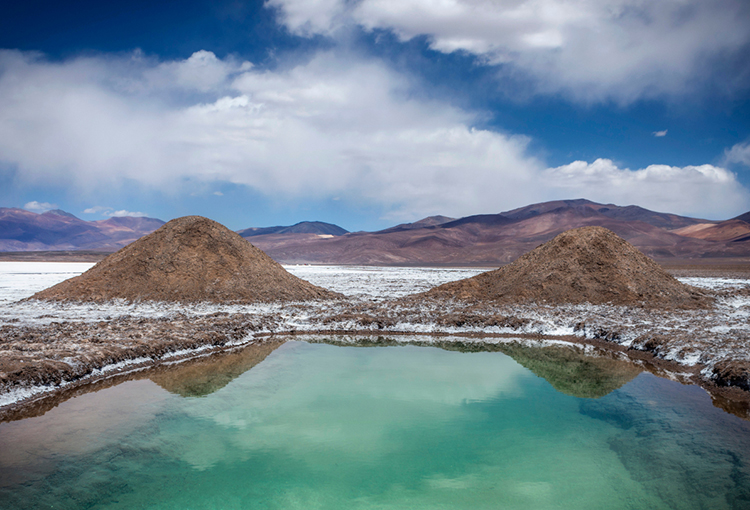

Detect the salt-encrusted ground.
xmin=1 ymin=262 xmax=750 ymax=413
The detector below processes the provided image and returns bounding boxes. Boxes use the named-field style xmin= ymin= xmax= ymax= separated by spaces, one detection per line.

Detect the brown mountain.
xmin=0 ymin=208 xmax=164 ymax=252
xmin=673 ymin=218 xmax=750 ymax=243
xmin=238 ymin=221 xmax=347 ymax=237
xmin=32 ymin=216 xmax=339 ymax=303
xmin=501 ymin=199 xmax=707 ymax=229
xmin=420 ymin=226 xmax=711 ymax=309
xmin=245 ymin=200 xmax=741 ymax=265
xmin=5 ymin=200 xmax=750 ymax=264
xmin=376 ymin=215 xmax=456 ymax=234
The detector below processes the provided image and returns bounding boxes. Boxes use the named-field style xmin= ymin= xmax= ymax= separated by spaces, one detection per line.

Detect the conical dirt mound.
xmin=32 ymin=216 xmax=340 ymax=303
xmin=422 ymin=226 xmax=711 ymax=308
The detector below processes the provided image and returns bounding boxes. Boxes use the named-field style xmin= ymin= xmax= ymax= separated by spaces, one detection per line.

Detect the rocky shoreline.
xmin=2 ymin=281 xmax=750 ymax=422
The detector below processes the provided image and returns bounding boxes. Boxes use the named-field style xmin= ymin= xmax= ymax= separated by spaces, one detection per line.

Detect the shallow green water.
xmin=2 ymin=341 xmax=750 ymax=509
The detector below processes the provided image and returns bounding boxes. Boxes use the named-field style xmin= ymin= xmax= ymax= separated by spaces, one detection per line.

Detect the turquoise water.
xmin=1 ymin=341 xmax=750 ymax=509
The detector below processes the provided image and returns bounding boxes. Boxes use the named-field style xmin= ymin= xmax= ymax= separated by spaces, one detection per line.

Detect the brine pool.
xmin=2 ymin=339 xmax=750 ymax=510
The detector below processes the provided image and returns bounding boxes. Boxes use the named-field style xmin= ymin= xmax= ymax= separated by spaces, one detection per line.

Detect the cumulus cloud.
xmin=653 ymin=130 xmax=668 ymax=138
xmin=0 ymin=49 xmax=545 ymax=218
xmin=544 ymin=159 xmax=749 ymax=219
xmin=269 ymin=0 xmax=750 ymax=103
xmin=0 ymin=49 xmax=747 ymax=221
xmin=107 ymin=210 xmax=148 ymax=217
xmin=23 ymin=201 xmax=57 ymax=213
xmin=725 ymin=141 xmax=750 ymax=167
xmin=83 ymin=206 xmax=148 ymax=217
xmin=83 ymin=206 xmax=110 ymax=214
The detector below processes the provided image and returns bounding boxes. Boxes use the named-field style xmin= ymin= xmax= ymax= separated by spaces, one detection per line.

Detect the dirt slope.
xmin=421 ymin=226 xmax=711 ymax=308
xmin=674 ymin=219 xmax=750 ymax=242
xmin=32 ymin=216 xmax=339 ymax=303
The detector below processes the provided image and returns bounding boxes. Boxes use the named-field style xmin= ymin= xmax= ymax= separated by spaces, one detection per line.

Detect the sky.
xmin=1 ymin=0 xmax=749 ymax=231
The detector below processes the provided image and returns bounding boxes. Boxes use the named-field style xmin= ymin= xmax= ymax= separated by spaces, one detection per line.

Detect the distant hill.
xmin=244 ymin=199 xmax=746 ymax=265
xmin=674 ymin=218 xmax=750 ymax=243
xmin=494 ymin=199 xmax=708 ymax=229
xmin=238 ymin=221 xmax=348 ymax=238
xmin=0 ymin=208 xmax=164 ymax=252
xmin=376 ymin=216 xmax=456 ymax=234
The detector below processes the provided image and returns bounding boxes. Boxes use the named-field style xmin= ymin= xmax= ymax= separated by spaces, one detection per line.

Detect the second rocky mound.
xmin=421 ymin=226 xmax=711 ymax=309
xmin=32 ymin=216 xmax=340 ymax=303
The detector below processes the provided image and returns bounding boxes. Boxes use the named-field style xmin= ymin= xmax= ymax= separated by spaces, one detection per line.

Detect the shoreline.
xmin=2 ymin=325 xmax=750 ymax=423
xmin=2 ymin=263 xmax=750 ymax=424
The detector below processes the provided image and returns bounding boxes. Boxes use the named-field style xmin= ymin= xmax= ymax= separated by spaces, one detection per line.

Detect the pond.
xmin=1 ymin=339 xmax=750 ymax=509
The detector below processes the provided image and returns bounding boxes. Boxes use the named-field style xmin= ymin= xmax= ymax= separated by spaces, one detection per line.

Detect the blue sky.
xmin=1 ymin=0 xmax=749 ymax=231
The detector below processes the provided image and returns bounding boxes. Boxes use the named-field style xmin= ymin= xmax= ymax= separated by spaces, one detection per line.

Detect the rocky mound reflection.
xmin=149 ymin=341 xmax=283 ymax=397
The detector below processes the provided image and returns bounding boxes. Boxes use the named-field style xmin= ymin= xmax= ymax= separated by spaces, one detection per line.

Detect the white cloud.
xmin=725 ymin=141 xmax=750 ymax=167
xmin=143 ymin=50 xmax=252 ymax=94
xmin=653 ymin=130 xmax=668 ymax=137
xmin=83 ymin=206 xmax=147 ymax=217
xmin=83 ymin=206 xmax=109 ymax=214
xmin=544 ymin=159 xmax=749 ymax=219
xmin=213 ymin=191 xmax=224 ymax=196
xmin=0 ymin=49 xmax=545 ymax=218
xmin=23 ymin=201 xmax=57 ymax=213
xmin=107 ymin=210 xmax=148 ymax=217
xmin=269 ymin=0 xmax=750 ymax=103
xmin=0 ymin=49 xmax=747 ymax=221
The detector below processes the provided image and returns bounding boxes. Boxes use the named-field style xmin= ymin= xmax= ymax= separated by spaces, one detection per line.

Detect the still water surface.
xmin=1 ymin=341 xmax=749 ymax=509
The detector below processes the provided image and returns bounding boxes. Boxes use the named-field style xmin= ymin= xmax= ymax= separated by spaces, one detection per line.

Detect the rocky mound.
xmin=32 ymin=216 xmax=340 ymax=303
xmin=422 ymin=226 xmax=711 ymax=308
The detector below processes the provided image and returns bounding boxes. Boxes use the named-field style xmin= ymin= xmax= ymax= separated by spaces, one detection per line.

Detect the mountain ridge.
xmin=243 ymin=201 xmax=749 ymax=264
xmin=0 ymin=208 xmax=165 ymax=252
xmin=237 ymin=221 xmax=348 ymax=238
xmin=2 ymin=201 xmax=749 ymax=264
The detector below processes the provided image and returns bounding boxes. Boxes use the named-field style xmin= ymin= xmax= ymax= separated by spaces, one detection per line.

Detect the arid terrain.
xmin=246 ymin=200 xmax=750 ymax=265
xmin=5 ymin=199 xmax=750 ymax=265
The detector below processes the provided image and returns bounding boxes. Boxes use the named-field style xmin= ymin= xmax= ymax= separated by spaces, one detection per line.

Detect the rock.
xmin=712 ymin=361 xmax=750 ymax=391
xmin=421 ymin=226 xmax=712 ymax=309
xmin=31 ymin=216 xmax=340 ymax=303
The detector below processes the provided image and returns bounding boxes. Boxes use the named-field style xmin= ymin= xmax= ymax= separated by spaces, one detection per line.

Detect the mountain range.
xmin=2 ymin=199 xmax=750 ymax=264
xmin=242 ymin=199 xmax=750 ymax=264
xmin=0 ymin=208 xmax=165 ymax=252
xmin=237 ymin=221 xmax=348 ymax=237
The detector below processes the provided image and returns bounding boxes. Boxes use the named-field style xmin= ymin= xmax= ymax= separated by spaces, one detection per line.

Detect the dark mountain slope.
xmin=238 ymin=221 xmax=347 ymax=238
xmin=0 ymin=208 xmax=164 ymax=252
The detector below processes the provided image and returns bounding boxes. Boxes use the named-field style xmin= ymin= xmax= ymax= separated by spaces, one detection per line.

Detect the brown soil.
xmin=31 ymin=216 xmax=340 ymax=303
xmin=421 ymin=226 xmax=712 ymax=308
xmin=0 ymin=314 xmax=266 ymax=394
